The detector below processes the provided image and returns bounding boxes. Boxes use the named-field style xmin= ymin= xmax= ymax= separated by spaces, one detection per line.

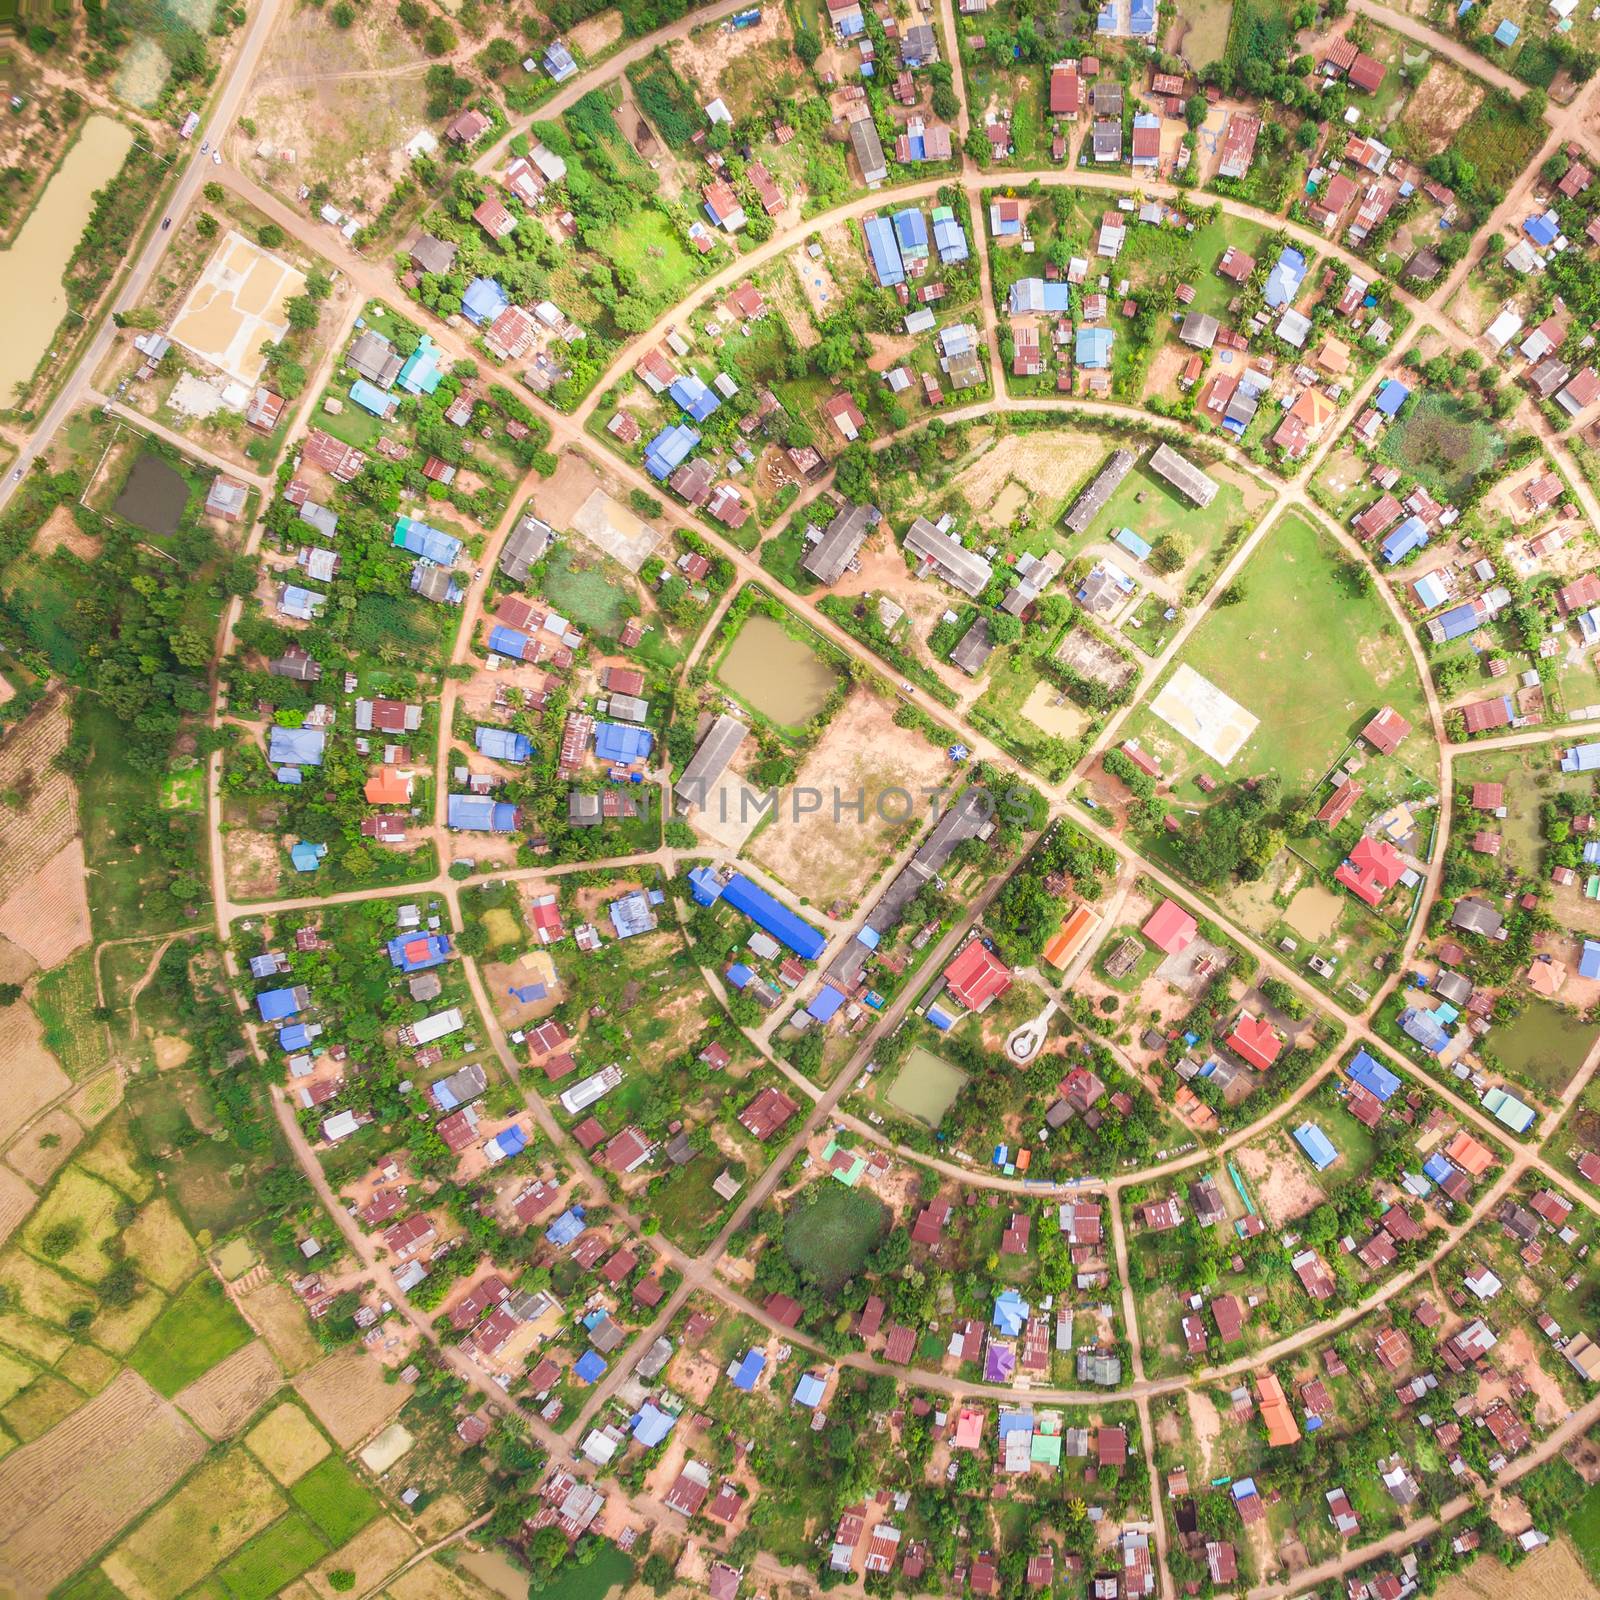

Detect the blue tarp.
xmin=487 ymin=1125 xmax=528 ymax=1160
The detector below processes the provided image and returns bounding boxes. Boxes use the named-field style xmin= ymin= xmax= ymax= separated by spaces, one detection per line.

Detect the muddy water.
xmin=717 ymin=611 xmax=840 ymax=726
xmin=0 ymin=116 xmax=134 ymax=404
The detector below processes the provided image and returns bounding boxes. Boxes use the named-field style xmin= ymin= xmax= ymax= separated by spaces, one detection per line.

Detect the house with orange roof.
xmin=1528 ymin=957 xmax=1567 ymax=996
xmin=1257 ymin=1372 xmax=1301 ymax=1447
xmin=365 ymin=768 xmax=412 ymax=806
xmin=1445 ymin=1130 xmax=1493 ymax=1176
xmin=1043 ymin=904 xmax=1101 ymax=969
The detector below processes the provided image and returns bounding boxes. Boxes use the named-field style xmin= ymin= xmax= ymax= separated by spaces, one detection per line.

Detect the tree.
xmin=202 ymin=181 xmax=224 ymax=203
xmin=423 ymin=15 xmax=455 ymax=53
xmin=0 ymin=982 xmax=19 ymax=1006
xmin=258 ymin=222 xmax=285 ymax=249
xmin=332 ymin=1 xmax=355 ymax=24
xmin=327 ymin=1574 xmax=356 ymax=1594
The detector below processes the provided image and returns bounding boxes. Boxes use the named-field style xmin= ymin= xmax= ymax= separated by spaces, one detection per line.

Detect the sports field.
xmin=1131 ymin=512 xmax=1429 ymax=792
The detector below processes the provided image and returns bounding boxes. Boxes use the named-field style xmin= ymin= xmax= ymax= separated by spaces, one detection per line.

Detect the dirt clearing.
xmin=34 ymin=504 xmax=102 ymax=561
xmin=954 ymin=430 xmax=1109 ymax=523
xmin=5 ymin=1106 xmax=82 ymax=1185
xmin=1237 ymin=1138 xmax=1325 ymax=1224
xmin=226 ymin=828 xmax=284 ymax=900
xmin=294 ymin=1349 xmax=406 ymax=1447
xmin=1398 ymin=61 xmax=1483 ymax=157
xmin=0 ymin=1368 xmax=206 ymax=1594
xmin=746 ymin=692 xmax=953 ymax=908
xmin=175 ymin=1339 xmax=285 ymax=1438
xmin=0 ymin=698 xmax=79 ymax=905
xmin=1435 ymin=1540 xmax=1598 ymax=1600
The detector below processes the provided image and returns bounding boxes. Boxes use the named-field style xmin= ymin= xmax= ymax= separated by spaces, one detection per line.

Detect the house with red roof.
xmin=942 ymin=941 xmax=1012 ymax=1010
xmin=1142 ymin=898 xmax=1197 ymax=954
xmin=1335 ymin=836 xmax=1406 ymax=907
xmin=1227 ymin=1012 xmax=1283 ymax=1071
xmin=1362 ymin=706 xmax=1411 ymax=754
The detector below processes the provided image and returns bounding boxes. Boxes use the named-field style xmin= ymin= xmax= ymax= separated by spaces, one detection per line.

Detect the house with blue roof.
xmin=268 ymin=726 xmax=325 ymax=767
xmin=1423 ymin=1151 xmax=1456 ymax=1185
xmin=1562 ymin=743 xmax=1600 ymax=773
xmin=863 ymin=215 xmax=904 ymax=286
xmin=893 ymin=207 xmax=929 ymax=263
xmin=487 ymin=625 xmax=530 ymax=660
xmin=594 ymin=722 xmax=653 ymax=763
xmin=669 ymin=374 xmax=721 ymax=422
xmin=645 ymin=423 xmax=701 ymax=481
xmin=1294 ymin=1122 xmax=1339 ymax=1171
xmin=1263 ymin=247 xmax=1307 ymax=309
xmin=447 ymin=794 xmax=518 ymax=831
xmin=1374 ymin=379 xmax=1410 ymax=418
xmin=1483 ymin=1086 xmax=1535 ymax=1132
xmin=1582 ymin=940 xmax=1600 ymax=979
xmin=349 ymin=378 xmax=396 ymax=418
xmin=1431 ymin=599 xmax=1483 ymax=639
xmin=1348 ymin=1049 xmax=1401 ymax=1102
xmin=993 ymin=1288 xmax=1029 ymax=1336
xmin=279 ymin=1021 xmax=320 ymax=1052
xmin=807 ymin=985 xmax=847 ymax=1023
xmin=393 ymin=516 xmax=462 ymax=566
xmin=731 ymin=1349 xmax=766 ymax=1390
xmin=387 ymin=933 xmax=450 ymax=971
xmin=397 ymin=335 xmax=443 ymax=395
xmin=289 ymin=841 xmax=326 ymax=872
xmin=1493 ymin=15 xmax=1519 ymax=41
xmin=257 ymin=987 xmax=305 ymax=1022
xmin=546 ymin=1205 xmax=586 ymax=1246
xmin=574 ymin=1351 xmax=607 ymax=1384
xmin=1115 ymin=527 xmax=1152 ymax=562
xmin=1129 ymin=0 xmax=1157 ymax=32
xmin=690 ymin=868 xmax=828 ymax=959
xmin=793 ymin=1372 xmax=826 ymax=1407
xmin=630 ymin=1402 xmax=676 ymax=1447
xmin=1381 ymin=516 xmax=1429 ymax=564
xmin=543 ymin=39 xmax=576 ymax=79
xmin=1413 ymin=572 xmax=1451 ymax=612
xmin=1010 ymin=278 xmax=1071 ymax=314
xmin=475 ymin=726 xmax=533 ymax=764
xmin=1076 ymin=326 xmax=1113 ymax=368
xmin=1524 ymin=210 xmax=1560 ymax=248
xmin=725 ymin=962 xmax=754 ymax=989
xmin=461 ymin=277 xmax=510 ymax=325
xmin=1399 ymin=1005 xmax=1451 ymax=1053
xmin=932 ymin=205 xmax=969 ymax=262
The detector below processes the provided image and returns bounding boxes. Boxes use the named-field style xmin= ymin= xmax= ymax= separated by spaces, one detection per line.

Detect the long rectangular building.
xmin=1148 ymin=442 xmax=1218 ymax=507
xmin=1062 ymin=449 xmax=1135 ymax=534
xmin=803 ymin=502 xmax=877 ymax=584
xmin=673 ymin=713 xmax=748 ymax=811
xmin=903 ymin=516 xmax=992 ymax=597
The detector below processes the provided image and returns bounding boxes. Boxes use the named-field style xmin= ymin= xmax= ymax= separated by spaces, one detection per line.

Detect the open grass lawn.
xmin=289 ymin=1454 xmax=382 ymax=1544
xmin=1139 ymin=510 xmax=1429 ymax=793
xmin=215 ymin=1511 xmax=329 ymax=1600
xmin=1493 ymin=997 xmax=1599 ymax=1096
xmin=128 ymin=1271 xmax=255 ymax=1396
xmin=781 ymin=1183 xmax=887 ymax=1294
xmin=541 ymin=542 xmax=629 ymax=633
xmin=600 ymin=206 xmax=700 ymax=301
xmin=648 ymin=1156 xmax=746 ymax=1250
xmin=29 ymin=949 xmax=107 ymax=1080
xmin=1377 ymin=391 xmax=1505 ymax=503
xmin=1570 ymin=1480 xmax=1600 ymax=1580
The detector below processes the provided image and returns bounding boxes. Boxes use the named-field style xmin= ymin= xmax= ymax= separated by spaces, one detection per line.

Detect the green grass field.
xmin=289 ymin=1455 xmax=381 ymax=1544
xmin=1136 ymin=511 xmax=1429 ymax=792
xmin=128 ymin=1271 xmax=254 ymax=1395
xmin=160 ymin=767 xmax=204 ymax=811
xmin=540 ymin=542 xmax=628 ymax=633
xmin=1377 ymin=391 xmax=1504 ymax=503
xmin=781 ymin=1183 xmax=887 ymax=1295
xmin=1570 ymin=1481 xmax=1600 ymax=1579
xmin=1493 ymin=998 xmax=1598 ymax=1096
xmin=215 ymin=1512 xmax=329 ymax=1600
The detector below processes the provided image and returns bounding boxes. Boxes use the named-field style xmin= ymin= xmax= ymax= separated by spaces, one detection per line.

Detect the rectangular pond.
xmin=1493 ymin=996 xmax=1598 ymax=1095
xmin=887 ymin=1045 xmax=969 ymax=1128
xmin=717 ymin=610 xmax=840 ymax=727
xmin=113 ymin=451 xmax=190 ymax=537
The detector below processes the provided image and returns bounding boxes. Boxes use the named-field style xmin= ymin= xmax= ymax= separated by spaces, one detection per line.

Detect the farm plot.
xmin=0 ymin=696 xmax=79 ymax=906
xmin=102 ymin=1447 xmax=285 ymax=1600
xmin=6 ymin=1106 xmax=82 ymax=1186
xmin=247 ymin=1400 xmax=332 ymax=1483
xmin=0 ymin=1002 xmax=70 ymax=1146
xmin=174 ymin=1339 xmax=285 ymax=1438
xmin=0 ymin=838 xmax=90 ymax=969
xmin=20 ymin=1165 xmax=124 ymax=1283
xmin=0 ymin=1168 xmax=36 ymax=1250
xmin=121 ymin=1195 xmax=200 ymax=1292
xmin=745 ymin=692 xmax=952 ymax=907
xmin=304 ymin=1513 xmax=414 ymax=1595
xmin=291 ymin=1453 xmax=382 ymax=1543
xmin=0 ymin=1369 xmax=206 ymax=1594
xmin=293 ymin=1350 xmax=406 ymax=1448
xmin=128 ymin=1272 xmax=255 ymax=1396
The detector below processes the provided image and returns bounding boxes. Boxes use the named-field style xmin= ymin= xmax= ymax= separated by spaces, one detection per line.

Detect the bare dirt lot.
xmin=35 ymin=504 xmax=103 ymax=562
xmin=175 ymin=1339 xmax=285 ymax=1438
xmin=954 ymin=430 xmax=1110 ymax=525
xmin=6 ymin=1107 xmax=82 ymax=1186
xmin=0 ymin=698 xmax=80 ymax=906
xmin=0 ymin=1368 xmax=207 ymax=1594
xmin=746 ymin=692 xmax=953 ymax=907
xmin=225 ymin=827 xmax=284 ymax=900
xmin=1398 ymin=60 xmax=1484 ymax=158
xmin=1236 ymin=1136 xmax=1325 ymax=1225
xmin=294 ymin=1349 xmax=406 ymax=1447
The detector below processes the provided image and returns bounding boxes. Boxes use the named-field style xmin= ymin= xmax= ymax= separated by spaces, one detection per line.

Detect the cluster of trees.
xmin=987 ymin=819 xmax=1117 ymax=964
